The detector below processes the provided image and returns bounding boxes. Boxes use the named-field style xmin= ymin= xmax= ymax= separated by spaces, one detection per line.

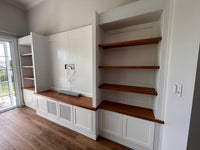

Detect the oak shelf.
xmin=99 ymin=83 xmax=157 ymax=96
xmin=23 ymin=87 xmax=35 ymax=91
xmin=99 ymin=66 xmax=160 ymax=69
xmin=23 ymin=77 xmax=34 ymax=81
xmin=22 ymin=66 xmax=33 ymax=69
xmin=99 ymin=101 xmax=164 ymax=124
xmin=21 ymin=53 xmax=32 ymax=57
xmin=99 ymin=37 xmax=162 ymax=49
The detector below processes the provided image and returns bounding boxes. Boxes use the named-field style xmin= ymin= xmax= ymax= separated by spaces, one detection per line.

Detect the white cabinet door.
xmin=47 ymin=99 xmax=58 ymax=118
xmin=73 ymin=106 xmax=92 ymax=133
xmin=99 ymin=109 xmax=123 ymax=138
xmin=58 ymin=102 xmax=73 ymax=124
xmin=37 ymin=96 xmax=47 ymax=114
xmin=23 ymin=90 xmax=34 ymax=108
xmin=123 ymin=115 xmax=154 ymax=149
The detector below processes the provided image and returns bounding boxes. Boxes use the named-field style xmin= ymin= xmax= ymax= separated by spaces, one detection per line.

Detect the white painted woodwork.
xmin=18 ymin=35 xmax=31 ymax=46
xmin=58 ymin=102 xmax=73 ymax=124
xmin=37 ymin=95 xmax=47 ymax=114
xmin=48 ymin=25 xmax=93 ymax=97
xmin=99 ymin=109 xmax=123 ymax=138
xmin=99 ymin=0 xmax=164 ymax=30
xmin=123 ymin=116 xmax=154 ymax=149
xmin=47 ymin=99 xmax=58 ymax=118
xmin=23 ymin=89 xmax=37 ymax=109
xmin=98 ymin=22 xmax=160 ymax=109
xmin=99 ymin=109 xmax=155 ymax=150
xmin=36 ymin=96 xmax=96 ymax=139
xmin=31 ymin=32 xmax=51 ymax=93
xmin=73 ymin=106 xmax=92 ymax=133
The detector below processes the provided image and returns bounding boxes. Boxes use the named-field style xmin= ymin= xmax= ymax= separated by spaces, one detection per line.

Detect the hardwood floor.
xmin=0 ymin=107 xmax=132 ymax=150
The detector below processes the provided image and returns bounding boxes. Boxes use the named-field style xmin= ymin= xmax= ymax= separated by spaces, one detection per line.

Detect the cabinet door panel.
xmin=99 ymin=109 xmax=123 ymax=138
xmin=23 ymin=90 xmax=33 ymax=107
xmin=47 ymin=99 xmax=58 ymax=117
xmin=123 ymin=116 xmax=154 ymax=149
xmin=58 ymin=103 xmax=72 ymax=123
xmin=37 ymin=96 xmax=47 ymax=113
xmin=73 ymin=106 xmax=92 ymax=132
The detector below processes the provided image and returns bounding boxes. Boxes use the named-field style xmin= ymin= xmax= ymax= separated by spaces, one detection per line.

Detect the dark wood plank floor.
xmin=0 ymin=107 xmax=133 ymax=150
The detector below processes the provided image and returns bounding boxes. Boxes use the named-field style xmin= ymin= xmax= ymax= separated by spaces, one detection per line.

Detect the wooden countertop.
xmin=35 ymin=90 xmax=96 ymax=111
xmin=99 ymin=100 xmax=164 ymax=124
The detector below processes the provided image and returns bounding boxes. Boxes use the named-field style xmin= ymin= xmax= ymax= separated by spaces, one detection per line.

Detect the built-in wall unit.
xmin=18 ymin=1 xmax=170 ymax=149
xmin=18 ymin=26 xmax=98 ymax=140
xmin=94 ymin=0 xmax=169 ymax=149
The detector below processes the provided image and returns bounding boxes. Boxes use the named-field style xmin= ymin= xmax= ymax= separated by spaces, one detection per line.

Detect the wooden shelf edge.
xmin=99 ymin=83 xmax=157 ymax=96
xmin=23 ymin=77 xmax=34 ymax=80
xmin=99 ymin=37 xmax=162 ymax=49
xmin=22 ymin=66 xmax=34 ymax=69
xmin=23 ymin=87 xmax=35 ymax=91
xmin=21 ymin=53 xmax=32 ymax=57
xmin=99 ymin=66 xmax=160 ymax=69
xmin=99 ymin=101 xmax=164 ymax=124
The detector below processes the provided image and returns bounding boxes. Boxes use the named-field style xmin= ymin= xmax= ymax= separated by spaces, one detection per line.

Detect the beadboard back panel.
xmin=48 ymin=25 xmax=93 ymax=97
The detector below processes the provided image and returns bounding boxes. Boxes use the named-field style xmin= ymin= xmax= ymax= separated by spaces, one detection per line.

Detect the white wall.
xmin=161 ymin=0 xmax=200 ymax=150
xmin=0 ymin=0 xmax=28 ymax=36
xmin=27 ymin=0 xmax=137 ymax=35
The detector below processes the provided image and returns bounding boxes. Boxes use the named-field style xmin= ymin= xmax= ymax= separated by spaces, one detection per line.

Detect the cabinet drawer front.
xmin=99 ymin=109 xmax=123 ymax=138
xmin=123 ymin=116 xmax=154 ymax=149
xmin=74 ymin=106 xmax=92 ymax=132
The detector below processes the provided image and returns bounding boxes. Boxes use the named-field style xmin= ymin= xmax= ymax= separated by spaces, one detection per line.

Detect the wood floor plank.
xmin=0 ymin=107 xmax=133 ymax=150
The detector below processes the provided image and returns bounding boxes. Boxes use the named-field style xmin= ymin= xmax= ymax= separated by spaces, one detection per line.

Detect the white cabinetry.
xmin=99 ymin=109 xmax=155 ymax=150
xmin=23 ymin=89 xmax=37 ymax=109
xmin=74 ymin=106 xmax=93 ymax=133
xmin=36 ymin=96 xmax=96 ymax=139
xmin=99 ymin=109 xmax=123 ymax=138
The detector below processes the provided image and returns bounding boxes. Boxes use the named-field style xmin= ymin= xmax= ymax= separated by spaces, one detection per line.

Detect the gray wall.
xmin=187 ymin=45 xmax=200 ymax=150
xmin=27 ymin=0 xmax=136 ymax=35
xmin=0 ymin=0 xmax=28 ymax=36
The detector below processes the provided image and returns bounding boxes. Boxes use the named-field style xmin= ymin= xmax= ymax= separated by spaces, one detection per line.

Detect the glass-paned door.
xmin=0 ymin=41 xmax=16 ymax=111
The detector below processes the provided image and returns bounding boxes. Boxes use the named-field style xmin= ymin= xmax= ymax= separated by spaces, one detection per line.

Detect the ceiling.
xmin=6 ymin=0 xmax=46 ymax=10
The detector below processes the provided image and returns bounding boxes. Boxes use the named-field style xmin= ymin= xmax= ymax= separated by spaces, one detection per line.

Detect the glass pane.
xmin=8 ymin=58 xmax=12 ymax=69
xmin=0 ymin=44 xmax=5 ymax=57
xmin=12 ymin=82 xmax=15 ymax=96
xmin=1 ymin=82 xmax=9 ymax=96
xmin=6 ymin=43 xmax=11 ymax=57
xmin=0 ymin=57 xmax=6 ymax=69
xmin=0 ymin=70 xmax=8 ymax=82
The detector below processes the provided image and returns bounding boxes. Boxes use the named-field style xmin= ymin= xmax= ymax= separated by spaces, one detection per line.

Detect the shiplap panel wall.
xmin=48 ymin=25 xmax=93 ymax=97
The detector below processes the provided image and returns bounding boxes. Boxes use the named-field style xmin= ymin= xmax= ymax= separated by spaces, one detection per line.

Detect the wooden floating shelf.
xmin=21 ymin=53 xmax=32 ymax=56
xmin=23 ymin=77 xmax=34 ymax=81
xmin=99 ymin=37 xmax=162 ymax=49
xmin=99 ymin=83 xmax=157 ymax=96
xmin=99 ymin=66 xmax=160 ymax=69
xmin=99 ymin=101 xmax=164 ymax=124
xmin=23 ymin=87 xmax=35 ymax=91
xmin=22 ymin=66 xmax=33 ymax=69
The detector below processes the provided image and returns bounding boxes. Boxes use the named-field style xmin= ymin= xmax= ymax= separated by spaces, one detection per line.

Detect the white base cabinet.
xmin=36 ymin=95 xmax=97 ymax=140
xmin=23 ymin=89 xmax=37 ymax=109
xmin=99 ymin=109 xmax=155 ymax=150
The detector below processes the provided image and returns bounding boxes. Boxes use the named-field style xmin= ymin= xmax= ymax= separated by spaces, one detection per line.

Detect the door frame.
xmin=0 ymin=35 xmax=23 ymax=113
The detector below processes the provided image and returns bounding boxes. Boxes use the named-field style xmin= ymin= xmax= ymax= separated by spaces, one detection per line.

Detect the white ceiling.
xmin=6 ymin=0 xmax=46 ymax=10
